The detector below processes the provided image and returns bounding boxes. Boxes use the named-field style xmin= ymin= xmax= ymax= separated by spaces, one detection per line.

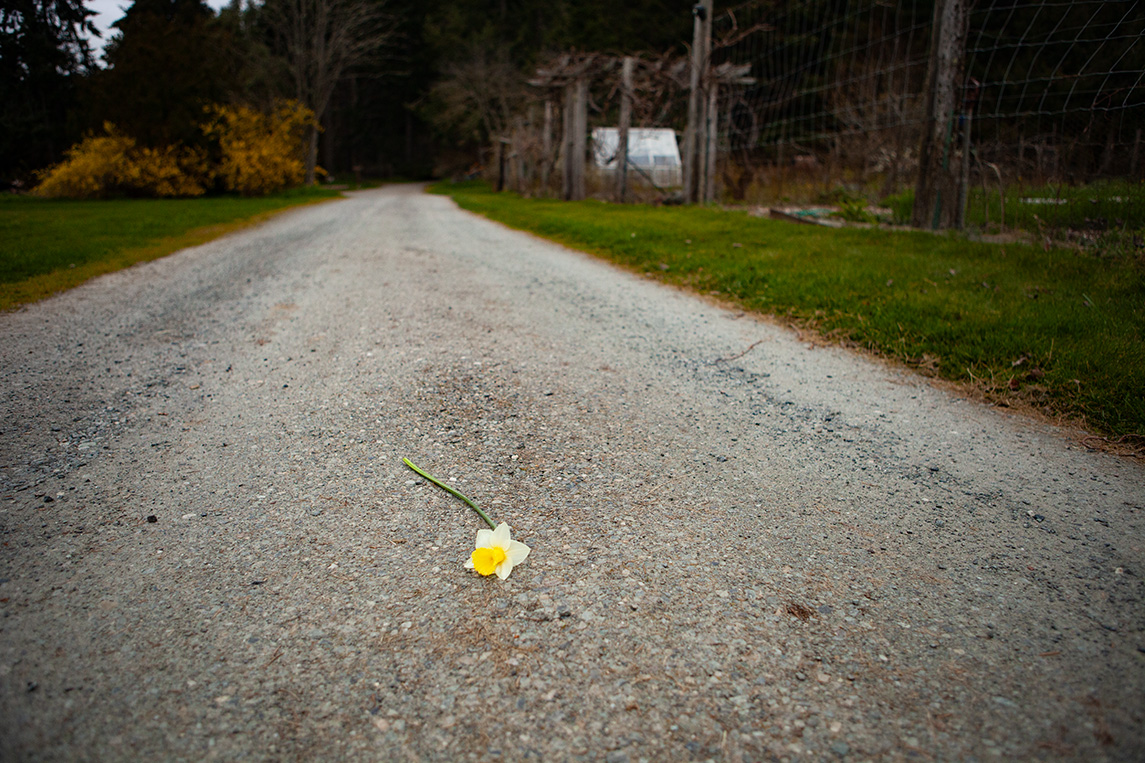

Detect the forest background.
xmin=5 ymin=0 xmax=1142 ymax=213
xmin=1 ymin=0 xmax=694 ymax=188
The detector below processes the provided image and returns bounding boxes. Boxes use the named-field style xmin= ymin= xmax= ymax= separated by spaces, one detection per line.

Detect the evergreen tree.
xmin=0 ymin=0 xmax=98 ymax=182
xmin=83 ymin=0 xmax=243 ymax=147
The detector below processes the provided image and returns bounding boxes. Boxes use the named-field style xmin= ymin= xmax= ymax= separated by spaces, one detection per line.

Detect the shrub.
xmin=202 ymin=101 xmax=318 ymax=196
xmin=883 ymin=189 xmax=914 ymax=225
xmin=34 ymin=101 xmax=317 ymax=199
xmin=34 ymin=126 xmax=134 ymax=199
xmin=34 ymin=124 xmax=208 ymax=199
xmin=125 ymin=145 xmax=210 ymax=198
xmin=834 ymin=197 xmax=879 ymax=224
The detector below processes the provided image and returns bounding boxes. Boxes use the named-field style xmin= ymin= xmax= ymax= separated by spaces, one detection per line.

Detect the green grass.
xmin=883 ymin=179 xmax=1145 ymax=238
xmin=0 ymin=186 xmax=341 ymax=310
xmin=436 ymin=181 xmax=1145 ymax=440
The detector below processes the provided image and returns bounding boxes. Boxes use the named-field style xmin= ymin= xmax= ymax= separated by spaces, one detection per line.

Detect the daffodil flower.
xmin=403 ymin=457 xmax=532 ymax=580
xmin=465 ymin=522 xmax=530 ymax=579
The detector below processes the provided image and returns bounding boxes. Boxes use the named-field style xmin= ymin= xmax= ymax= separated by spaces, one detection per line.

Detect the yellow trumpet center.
xmin=471 ymin=546 xmax=508 ymax=576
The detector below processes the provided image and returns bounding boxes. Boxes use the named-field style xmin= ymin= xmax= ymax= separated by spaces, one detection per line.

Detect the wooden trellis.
xmin=527 ymin=38 xmax=751 ymax=203
xmin=529 ymin=54 xmax=613 ymax=201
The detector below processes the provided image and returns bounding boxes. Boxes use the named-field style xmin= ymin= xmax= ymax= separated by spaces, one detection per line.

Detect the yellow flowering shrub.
xmin=34 ymin=124 xmax=208 ymax=199
xmin=202 ymin=101 xmax=317 ymax=196
xmin=35 ymin=101 xmax=316 ymax=199
xmin=126 ymin=145 xmax=210 ymax=198
xmin=34 ymin=125 xmax=134 ymax=199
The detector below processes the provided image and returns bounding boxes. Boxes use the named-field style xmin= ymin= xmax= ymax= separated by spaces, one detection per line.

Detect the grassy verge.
xmin=883 ymin=179 xmax=1145 ymax=241
xmin=435 ymin=181 xmax=1145 ymax=442
xmin=0 ymin=186 xmax=342 ymax=311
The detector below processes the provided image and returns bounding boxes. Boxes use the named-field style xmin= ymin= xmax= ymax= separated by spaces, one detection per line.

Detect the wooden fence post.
xmin=542 ymin=100 xmax=554 ymax=194
xmin=530 ymin=55 xmax=594 ymax=200
xmin=911 ymin=0 xmax=970 ymax=229
xmin=704 ymin=81 xmax=719 ymax=203
xmin=559 ymin=77 xmax=588 ymax=201
xmin=617 ymin=56 xmax=634 ymax=202
xmin=570 ymin=77 xmax=587 ymax=200
xmin=684 ymin=0 xmax=713 ymax=203
xmin=562 ymin=83 xmax=575 ymax=200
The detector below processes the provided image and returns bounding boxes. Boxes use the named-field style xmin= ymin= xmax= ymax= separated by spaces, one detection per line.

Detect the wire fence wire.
xmin=709 ymin=0 xmax=1144 ymax=230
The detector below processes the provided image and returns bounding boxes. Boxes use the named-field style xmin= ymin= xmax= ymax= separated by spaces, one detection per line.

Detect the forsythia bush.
xmin=34 ymin=101 xmax=317 ymax=199
xmin=125 ymin=145 xmax=210 ymax=198
xmin=33 ymin=126 xmax=132 ymax=199
xmin=202 ymin=101 xmax=318 ymax=196
xmin=35 ymin=124 xmax=208 ymax=199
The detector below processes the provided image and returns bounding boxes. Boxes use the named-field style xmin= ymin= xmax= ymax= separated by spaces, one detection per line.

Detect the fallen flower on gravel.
xmin=403 ymin=457 xmax=531 ymax=580
xmin=465 ymin=522 xmax=530 ymax=579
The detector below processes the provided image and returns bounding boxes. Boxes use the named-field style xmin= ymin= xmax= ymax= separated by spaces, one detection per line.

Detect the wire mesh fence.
xmin=712 ymin=0 xmax=932 ymax=200
xmin=497 ymin=0 xmax=1144 ymax=238
xmin=709 ymin=0 xmax=1145 ymax=231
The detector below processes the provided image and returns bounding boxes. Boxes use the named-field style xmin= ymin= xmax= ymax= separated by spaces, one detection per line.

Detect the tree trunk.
xmin=306 ymin=124 xmax=319 ymax=185
xmin=323 ymin=114 xmax=336 ymax=178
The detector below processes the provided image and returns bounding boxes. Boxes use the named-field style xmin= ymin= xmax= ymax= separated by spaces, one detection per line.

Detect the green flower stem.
xmin=403 ymin=458 xmax=497 ymax=530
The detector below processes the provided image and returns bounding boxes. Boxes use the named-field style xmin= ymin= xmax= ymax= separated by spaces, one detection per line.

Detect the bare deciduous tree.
xmin=265 ymin=0 xmax=394 ymax=183
xmin=423 ymin=43 xmax=528 ymax=149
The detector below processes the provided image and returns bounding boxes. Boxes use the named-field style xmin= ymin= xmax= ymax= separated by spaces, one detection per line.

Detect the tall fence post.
xmin=704 ymin=81 xmax=718 ymax=203
xmin=562 ymin=85 xmax=573 ymax=200
xmin=541 ymin=100 xmax=554 ymax=194
xmin=912 ymin=0 xmax=971 ymax=229
xmin=617 ymin=56 xmax=634 ymax=202
xmin=684 ymin=0 xmax=713 ymax=204
xmin=562 ymin=78 xmax=587 ymax=201
xmin=571 ymin=76 xmax=587 ymax=200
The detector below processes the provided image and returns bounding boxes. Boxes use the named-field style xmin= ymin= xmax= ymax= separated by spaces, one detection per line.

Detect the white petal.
xmin=464 ymin=556 xmax=475 ymax=570
xmin=495 ymin=559 xmax=513 ymax=579
xmin=506 ymin=540 xmax=530 ymax=565
xmin=474 ymin=528 xmax=494 ymax=548
xmin=492 ymin=522 xmax=512 ymax=547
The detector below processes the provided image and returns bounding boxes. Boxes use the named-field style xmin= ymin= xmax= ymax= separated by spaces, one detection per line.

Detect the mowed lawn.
xmin=437 ymin=182 xmax=1145 ymax=442
xmin=0 ymin=188 xmax=341 ymax=310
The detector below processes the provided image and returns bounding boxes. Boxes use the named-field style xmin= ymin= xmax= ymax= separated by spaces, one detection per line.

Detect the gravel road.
xmin=1 ymin=184 xmax=1142 ymax=761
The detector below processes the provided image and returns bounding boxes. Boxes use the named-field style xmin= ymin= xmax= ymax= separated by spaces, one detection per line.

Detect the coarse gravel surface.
xmin=1 ymin=184 xmax=1142 ymax=762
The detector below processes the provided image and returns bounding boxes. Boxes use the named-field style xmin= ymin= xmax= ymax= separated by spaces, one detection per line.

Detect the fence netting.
xmin=710 ymin=0 xmax=1144 ymax=230
xmin=503 ymin=1 xmax=1143 ymax=235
